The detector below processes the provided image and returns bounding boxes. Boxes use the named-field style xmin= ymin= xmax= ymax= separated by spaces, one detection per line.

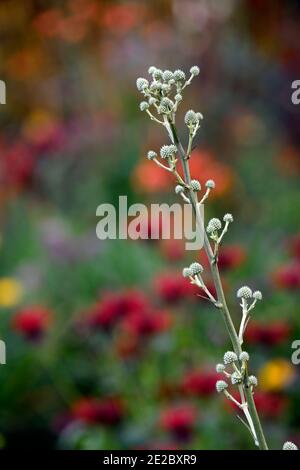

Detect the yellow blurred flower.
xmin=258 ymin=359 xmax=296 ymax=392
xmin=0 ymin=278 xmax=23 ymax=308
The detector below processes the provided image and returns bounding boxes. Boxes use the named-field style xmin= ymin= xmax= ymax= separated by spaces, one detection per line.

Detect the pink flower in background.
xmin=160 ymin=404 xmax=198 ymax=441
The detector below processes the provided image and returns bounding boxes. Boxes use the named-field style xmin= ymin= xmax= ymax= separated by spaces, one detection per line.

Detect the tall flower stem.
xmin=167 ymin=119 xmax=268 ymax=450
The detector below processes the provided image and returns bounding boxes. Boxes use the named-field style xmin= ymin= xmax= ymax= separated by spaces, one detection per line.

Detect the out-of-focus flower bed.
xmin=0 ymin=0 xmax=300 ymax=449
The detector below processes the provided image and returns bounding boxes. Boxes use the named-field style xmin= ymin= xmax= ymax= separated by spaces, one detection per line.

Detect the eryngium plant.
xmin=136 ymin=66 xmax=298 ymax=451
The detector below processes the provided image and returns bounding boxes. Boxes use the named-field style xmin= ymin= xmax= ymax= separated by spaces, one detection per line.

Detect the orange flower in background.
xmin=258 ymin=359 xmax=296 ymax=392
xmin=132 ymin=148 xmax=234 ymax=196
xmin=6 ymin=48 xmax=46 ymax=80
xmin=101 ymin=2 xmax=145 ymax=34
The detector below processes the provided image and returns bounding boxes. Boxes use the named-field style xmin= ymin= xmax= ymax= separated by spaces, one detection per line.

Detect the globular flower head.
xmin=239 ymin=351 xmax=250 ymax=362
xmin=206 ymin=218 xmax=222 ymax=234
xmin=184 ymin=110 xmax=197 ymax=125
xmin=153 ymin=68 xmax=163 ymax=80
xmin=190 ymin=179 xmax=201 ymax=191
xmin=173 ymin=69 xmax=186 ymax=82
xmin=216 ymin=380 xmax=228 ymax=393
xmin=140 ymin=101 xmax=149 ymax=111
xmin=248 ymin=375 xmax=258 ymax=387
xmin=223 ymin=351 xmax=238 ymax=364
xmin=162 ymin=70 xmax=173 ymax=82
xmin=148 ymin=66 xmax=157 ymax=75
xmin=175 ymin=94 xmax=182 ymax=102
xmin=283 ymin=441 xmax=298 ymax=450
xmin=205 ymin=179 xmax=215 ymax=189
xmin=196 ymin=112 xmax=203 ymax=121
xmin=148 ymin=97 xmax=157 ymax=105
xmin=175 ymin=185 xmax=184 ymax=194
xmin=160 ymin=145 xmax=177 ymax=159
xmin=147 ymin=150 xmax=157 ymax=161
xmin=216 ymin=363 xmax=225 ymax=373
xmin=231 ymin=371 xmax=242 ymax=385
xmin=189 ymin=262 xmax=203 ymax=276
xmin=150 ymin=81 xmax=162 ymax=92
xmin=190 ymin=65 xmax=200 ymax=76
xmin=136 ymin=77 xmax=148 ymax=91
xmin=237 ymin=286 xmax=252 ymax=299
xmin=182 ymin=267 xmax=192 ymax=278
xmin=253 ymin=290 xmax=262 ymax=300
xmin=223 ymin=213 xmax=233 ymax=223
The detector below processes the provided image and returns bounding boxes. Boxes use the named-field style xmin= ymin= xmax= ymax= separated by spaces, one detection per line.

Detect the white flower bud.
xmin=231 ymin=371 xmax=242 ymax=385
xmin=153 ymin=68 xmax=163 ymax=80
xmin=162 ymin=70 xmax=173 ymax=81
xmin=216 ymin=363 xmax=225 ymax=373
xmin=248 ymin=375 xmax=258 ymax=387
xmin=283 ymin=441 xmax=298 ymax=450
xmin=150 ymin=81 xmax=162 ymax=92
xmin=160 ymin=144 xmax=177 ymax=159
xmin=173 ymin=69 xmax=186 ymax=81
xmin=237 ymin=286 xmax=252 ymax=299
xmin=216 ymin=380 xmax=228 ymax=393
xmin=223 ymin=351 xmax=238 ymax=364
xmin=239 ymin=352 xmax=250 ymax=362
xmin=140 ymin=101 xmax=149 ymax=111
xmin=182 ymin=267 xmax=192 ymax=278
xmin=205 ymin=179 xmax=215 ymax=189
xmin=196 ymin=112 xmax=203 ymax=120
xmin=189 ymin=262 xmax=203 ymax=275
xmin=147 ymin=150 xmax=157 ymax=160
xmin=148 ymin=97 xmax=157 ymax=105
xmin=136 ymin=77 xmax=148 ymax=91
xmin=206 ymin=218 xmax=222 ymax=233
xmin=175 ymin=185 xmax=184 ymax=194
xmin=175 ymin=94 xmax=182 ymax=102
xmin=184 ymin=109 xmax=197 ymax=125
xmin=148 ymin=66 xmax=157 ymax=75
xmin=190 ymin=65 xmax=200 ymax=76
xmin=190 ymin=179 xmax=201 ymax=191
xmin=253 ymin=290 xmax=262 ymax=300
xmin=223 ymin=213 xmax=233 ymax=223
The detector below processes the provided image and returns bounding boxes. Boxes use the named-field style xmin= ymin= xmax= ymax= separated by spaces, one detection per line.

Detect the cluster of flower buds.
xmin=182 ymin=262 xmax=217 ymax=304
xmin=206 ymin=213 xmax=234 ymax=247
xmin=237 ymin=286 xmax=263 ymax=344
xmin=137 ymin=66 xmax=200 ymax=124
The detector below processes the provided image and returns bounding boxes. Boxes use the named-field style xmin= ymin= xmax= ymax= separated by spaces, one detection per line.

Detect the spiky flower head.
xmin=182 ymin=267 xmax=192 ymax=278
xmin=153 ymin=68 xmax=163 ymax=80
xmin=190 ymin=179 xmax=201 ymax=191
xmin=189 ymin=262 xmax=203 ymax=276
xmin=173 ymin=69 xmax=186 ymax=81
xmin=190 ymin=65 xmax=200 ymax=76
xmin=136 ymin=77 xmax=148 ymax=91
xmin=206 ymin=218 xmax=222 ymax=234
xmin=223 ymin=213 xmax=233 ymax=223
xmin=205 ymin=179 xmax=215 ymax=189
xmin=150 ymin=81 xmax=162 ymax=92
xmin=248 ymin=375 xmax=258 ymax=387
xmin=237 ymin=286 xmax=252 ymax=299
xmin=162 ymin=70 xmax=173 ymax=81
xmin=160 ymin=144 xmax=177 ymax=159
xmin=253 ymin=290 xmax=262 ymax=300
xmin=175 ymin=185 xmax=184 ymax=194
xmin=148 ymin=66 xmax=157 ymax=75
xmin=184 ymin=110 xmax=198 ymax=125
xmin=175 ymin=94 xmax=182 ymax=102
xmin=147 ymin=150 xmax=157 ymax=161
xmin=216 ymin=363 xmax=225 ymax=373
xmin=239 ymin=351 xmax=250 ymax=362
xmin=140 ymin=101 xmax=149 ymax=111
xmin=223 ymin=351 xmax=238 ymax=365
xmin=283 ymin=441 xmax=298 ymax=450
xmin=231 ymin=371 xmax=242 ymax=385
xmin=216 ymin=380 xmax=228 ymax=393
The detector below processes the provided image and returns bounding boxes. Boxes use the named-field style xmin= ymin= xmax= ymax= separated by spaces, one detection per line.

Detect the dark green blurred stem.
xmin=168 ymin=119 xmax=268 ymax=450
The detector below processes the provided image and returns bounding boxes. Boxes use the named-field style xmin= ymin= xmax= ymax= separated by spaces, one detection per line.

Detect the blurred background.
xmin=0 ymin=0 xmax=300 ymax=450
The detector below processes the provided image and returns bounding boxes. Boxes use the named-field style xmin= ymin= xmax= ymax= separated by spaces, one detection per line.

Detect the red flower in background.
xmin=254 ymin=392 xmax=288 ymax=419
xmin=181 ymin=370 xmax=221 ymax=397
xmin=160 ymin=404 xmax=197 ymax=441
xmin=72 ymin=397 xmax=124 ymax=426
xmin=0 ymin=142 xmax=36 ymax=190
xmin=289 ymin=234 xmax=300 ymax=262
xmin=272 ymin=263 xmax=300 ymax=290
xmin=87 ymin=290 xmax=149 ymax=330
xmin=154 ymin=273 xmax=190 ymax=304
xmin=245 ymin=321 xmax=291 ymax=346
xmin=121 ymin=309 xmax=171 ymax=337
xmin=12 ymin=305 xmax=52 ymax=340
xmin=217 ymin=245 xmax=247 ymax=271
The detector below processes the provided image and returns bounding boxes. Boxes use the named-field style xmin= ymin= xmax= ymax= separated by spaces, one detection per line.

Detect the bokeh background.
xmin=0 ymin=0 xmax=300 ymax=450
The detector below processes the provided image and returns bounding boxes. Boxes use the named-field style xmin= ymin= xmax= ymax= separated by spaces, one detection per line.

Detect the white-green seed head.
xmin=237 ymin=286 xmax=253 ymax=299
xmin=173 ymin=69 xmax=186 ymax=81
xmin=253 ymin=290 xmax=262 ymax=300
xmin=175 ymin=185 xmax=184 ymax=194
xmin=148 ymin=66 xmax=157 ymax=75
xmin=175 ymin=94 xmax=182 ymax=102
xmin=147 ymin=150 xmax=157 ymax=160
xmin=216 ymin=363 xmax=225 ymax=373
xmin=184 ymin=109 xmax=197 ymax=125
xmin=206 ymin=218 xmax=222 ymax=233
xmin=162 ymin=70 xmax=173 ymax=81
xmin=223 ymin=351 xmax=238 ymax=365
xmin=223 ymin=213 xmax=233 ymax=223
xmin=189 ymin=262 xmax=203 ymax=275
xmin=239 ymin=351 xmax=250 ymax=362
xmin=248 ymin=375 xmax=258 ymax=387
xmin=283 ymin=441 xmax=298 ymax=450
xmin=216 ymin=380 xmax=228 ymax=393
xmin=205 ymin=179 xmax=215 ymax=189
xmin=196 ymin=112 xmax=203 ymax=121
xmin=153 ymin=69 xmax=163 ymax=80
xmin=190 ymin=65 xmax=200 ymax=76
xmin=140 ymin=101 xmax=149 ymax=111
xmin=182 ymin=267 xmax=192 ymax=278
xmin=160 ymin=145 xmax=177 ymax=159
xmin=148 ymin=97 xmax=157 ymax=106
xmin=136 ymin=77 xmax=148 ymax=91
xmin=190 ymin=179 xmax=201 ymax=191
xmin=231 ymin=371 xmax=242 ymax=385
